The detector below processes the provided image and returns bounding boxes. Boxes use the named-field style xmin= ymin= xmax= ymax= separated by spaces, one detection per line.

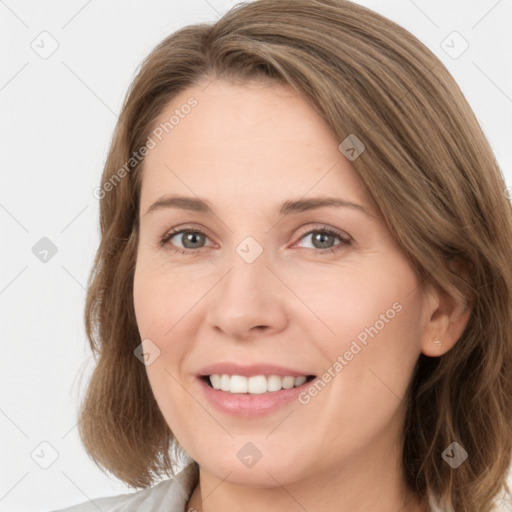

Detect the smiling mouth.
xmin=200 ymin=374 xmax=316 ymax=394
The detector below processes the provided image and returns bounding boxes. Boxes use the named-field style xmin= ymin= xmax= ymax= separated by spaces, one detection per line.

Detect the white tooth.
xmin=248 ymin=375 xmax=268 ymax=394
xmin=294 ymin=376 xmax=307 ymax=386
xmin=230 ymin=375 xmax=248 ymax=393
xmin=267 ymin=375 xmax=282 ymax=392
xmin=281 ymin=376 xmax=295 ymax=389
xmin=209 ymin=374 xmax=309 ymax=393
xmin=220 ymin=374 xmax=231 ymax=391
xmin=210 ymin=374 xmax=221 ymax=389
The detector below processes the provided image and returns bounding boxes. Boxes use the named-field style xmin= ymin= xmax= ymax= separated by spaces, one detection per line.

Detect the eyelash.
xmin=159 ymin=225 xmax=352 ymax=256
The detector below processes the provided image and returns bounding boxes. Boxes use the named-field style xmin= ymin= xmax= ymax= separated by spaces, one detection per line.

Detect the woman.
xmin=53 ymin=0 xmax=512 ymax=511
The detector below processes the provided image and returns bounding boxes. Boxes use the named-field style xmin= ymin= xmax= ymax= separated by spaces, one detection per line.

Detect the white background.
xmin=1 ymin=1 xmax=511 ymax=510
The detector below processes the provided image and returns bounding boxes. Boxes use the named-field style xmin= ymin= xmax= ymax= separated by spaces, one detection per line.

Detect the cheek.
xmin=133 ymin=270 xmax=162 ymax=339
xmin=308 ymin=259 xmax=423 ymax=394
xmin=133 ymin=268 xmax=195 ymax=428
xmin=297 ymin=265 xmax=412 ymax=351
xmin=133 ymin=259 xmax=192 ymax=339
xmin=133 ymin=261 xmax=202 ymax=392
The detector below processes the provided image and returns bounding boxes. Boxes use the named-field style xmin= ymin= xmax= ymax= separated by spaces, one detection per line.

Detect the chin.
xmin=196 ymin=448 xmax=311 ymax=488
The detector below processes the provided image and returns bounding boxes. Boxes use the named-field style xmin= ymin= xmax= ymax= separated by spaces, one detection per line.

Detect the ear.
xmin=420 ymin=257 xmax=472 ymax=357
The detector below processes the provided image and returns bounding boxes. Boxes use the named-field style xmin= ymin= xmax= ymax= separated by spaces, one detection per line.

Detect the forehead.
xmin=140 ymin=79 xmax=372 ymax=213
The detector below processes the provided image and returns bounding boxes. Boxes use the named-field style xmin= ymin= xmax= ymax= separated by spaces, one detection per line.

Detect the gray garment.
xmin=49 ymin=461 xmax=199 ymax=512
xmin=49 ymin=460 xmax=446 ymax=511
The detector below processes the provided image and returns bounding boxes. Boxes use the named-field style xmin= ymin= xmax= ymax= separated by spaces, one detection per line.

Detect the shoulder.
xmin=48 ymin=461 xmax=199 ymax=512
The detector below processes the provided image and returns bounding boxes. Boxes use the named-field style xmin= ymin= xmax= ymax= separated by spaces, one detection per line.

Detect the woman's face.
xmin=133 ymin=79 xmax=434 ymax=488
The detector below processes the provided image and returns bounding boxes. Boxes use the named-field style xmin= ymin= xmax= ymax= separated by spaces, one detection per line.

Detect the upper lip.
xmin=197 ymin=362 xmax=316 ymax=378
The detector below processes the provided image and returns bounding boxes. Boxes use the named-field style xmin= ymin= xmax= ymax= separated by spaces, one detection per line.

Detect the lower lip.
xmin=197 ymin=377 xmax=315 ymax=418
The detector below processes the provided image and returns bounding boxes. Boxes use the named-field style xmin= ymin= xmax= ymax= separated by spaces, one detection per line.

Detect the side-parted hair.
xmin=79 ymin=1 xmax=512 ymax=510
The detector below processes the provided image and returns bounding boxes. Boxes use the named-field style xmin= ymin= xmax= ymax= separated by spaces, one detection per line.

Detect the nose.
xmin=205 ymin=245 xmax=288 ymax=341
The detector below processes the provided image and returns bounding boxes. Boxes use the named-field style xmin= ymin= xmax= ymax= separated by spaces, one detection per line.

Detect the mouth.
xmin=199 ymin=374 xmax=316 ymax=394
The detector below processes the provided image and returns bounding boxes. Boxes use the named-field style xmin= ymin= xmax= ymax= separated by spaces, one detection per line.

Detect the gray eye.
xmin=174 ymin=231 xmax=207 ymax=249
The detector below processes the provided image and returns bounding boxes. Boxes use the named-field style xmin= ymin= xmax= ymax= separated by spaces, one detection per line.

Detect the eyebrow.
xmin=144 ymin=194 xmax=375 ymax=219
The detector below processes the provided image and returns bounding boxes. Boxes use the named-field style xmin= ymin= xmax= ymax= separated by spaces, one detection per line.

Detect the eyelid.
xmin=161 ymin=223 xmax=350 ymax=242
xmin=293 ymin=224 xmax=352 ymax=244
xmin=159 ymin=223 xmax=216 ymax=248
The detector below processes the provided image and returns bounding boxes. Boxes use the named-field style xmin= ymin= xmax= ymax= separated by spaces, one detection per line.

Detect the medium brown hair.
xmin=79 ymin=1 xmax=512 ymax=510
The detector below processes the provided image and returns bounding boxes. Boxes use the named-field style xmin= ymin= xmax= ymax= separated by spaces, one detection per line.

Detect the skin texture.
xmin=133 ymin=79 xmax=470 ymax=512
